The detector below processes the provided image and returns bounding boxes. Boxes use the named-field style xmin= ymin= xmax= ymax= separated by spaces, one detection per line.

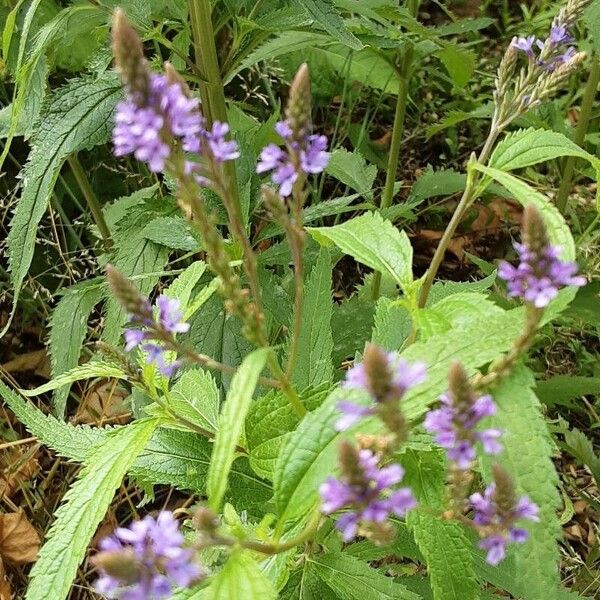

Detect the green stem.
xmin=556 ymin=55 xmax=600 ymax=214
xmin=188 ymin=0 xmax=240 ymax=211
xmin=67 ymin=154 xmax=112 ymax=247
xmin=371 ymin=1 xmax=418 ymax=300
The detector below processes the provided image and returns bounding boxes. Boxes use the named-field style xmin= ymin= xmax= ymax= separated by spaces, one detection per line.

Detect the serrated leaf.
xmin=20 ymin=361 xmax=128 ymax=397
xmin=584 ymin=2 xmax=600 ymax=54
xmin=310 ymin=552 xmax=420 ymax=600
xmin=142 ymin=215 xmax=202 ymax=251
xmin=436 ymin=46 xmax=475 ymax=88
xmin=331 ymin=295 xmax=374 ymax=365
xmin=489 ymin=128 xmax=600 ymax=173
xmin=406 ymin=168 xmax=467 ymax=207
xmin=48 ymin=280 xmax=104 ymax=416
xmin=563 ymin=426 xmax=600 ymax=487
xmin=3 ymin=74 xmax=121 ymax=337
xmin=308 ymin=212 xmax=413 ymax=292
xmin=206 ymin=348 xmax=270 ymax=510
xmin=410 ymin=514 xmax=478 ymax=600
xmin=325 ymin=148 xmax=376 ymax=196
xmin=168 ymin=368 xmax=220 ymax=433
xmin=291 ymin=248 xmax=334 ymax=391
xmin=535 ymin=375 xmax=600 ymax=408
xmin=294 ymin=0 xmax=362 ymax=50
xmin=25 ymin=418 xmax=158 ymax=600
xmin=372 ymin=297 xmax=412 ymax=351
xmin=203 ymin=550 xmax=276 ymax=599
xmin=479 ymin=365 xmax=561 ymax=599
xmin=164 ymin=261 xmax=209 ymax=318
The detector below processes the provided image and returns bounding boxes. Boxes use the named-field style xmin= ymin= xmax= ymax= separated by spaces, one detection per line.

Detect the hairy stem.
xmin=556 ymin=55 xmax=600 ymax=213
xmin=67 ymin=154 xmax=112 ymax=247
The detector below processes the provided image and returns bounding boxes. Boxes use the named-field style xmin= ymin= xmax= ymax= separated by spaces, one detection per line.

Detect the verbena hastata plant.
xmin=1 ymin=1 xmax=598 ymax=599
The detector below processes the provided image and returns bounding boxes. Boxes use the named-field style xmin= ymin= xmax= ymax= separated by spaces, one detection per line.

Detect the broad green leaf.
xmin=479 ymin=365 xmax=561 ymax=599
xmin=48 ymin=280 xmax=104 ymax=416
xmin=225 ymin=31 xmax=330 ymax=83
xmin=474 ymin=165 xmax=574 ymax=259
xmin=372 ymin=297 xmax=412 ymax=351
xmin=291 ymin=248 xmax=334 ymax=391
xmin=25 ymin=418 xmax=158 ymax=600
xmin=535 ymin=374 xmax=600 ymax=408
xmin=308 ymin=212 xmax=413 ymax=292
xmin=294 ymin=0 xmax=363 ymax=50
xmin=3 ymin=74 xmax=121 ymax=337
xmin=164 ymin=261 xmax=209 ymax=318
xmin=143 ymin=215 xmax=202 ymax=251
xmin=410 ymin=514 xmax=478 ymax=600
xmin=280 ymin=564 xmax=339 ymax=599
xmin=168 ymin=368 xmax=220 ymax=433
xmin=436 ymin=46 xmax=475 ymax=88
xmin=206 ymin=348 xmax=269 ymax=510
xmin=20 ymin=361 xmax=128 ymax=397
xmin=325 ymin=148 xmax=377 ymax=196
xmin=246 ymin=387 xmax=329 ymax=480
xmin=203 ymin=550 xmax=276 ymax=600
xmin=331 ymin=295 xmax=375 ymax=365
xmin=489 ymin=128 xmax=600 ymax=173
xmin=406 ymin=168 xmax=467 ymax=207
xmin=584 ymin=1 xmax=600 ymax=54
xmin=310 ymin=552 xmax=420 ymax=600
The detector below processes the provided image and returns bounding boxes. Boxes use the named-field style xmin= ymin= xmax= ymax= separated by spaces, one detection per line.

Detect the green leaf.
xmin=0 ymin=379 xmax=105 ymax=459
xmin=489 ymin=128 xmax=600 ymax=173
xmin=225 ymin=31 xmax=330 ymax=83
xmin=436 ymin=46 xmax=475 ymax=88
xmin=310 ymin=552 xmax=420 ymax=600
xmin=164 ymin=261 xmax=210 ymax=319
xmin=20 ymin=362 xmax=128 ymax=397
xmin=410 ymin=514 xmax=478 ymax=600
xmin=563 ymin=426 xmax=600 ymax=487
xmin=291 ymin=248 xmax=334 ymax=391
xmin=372 ymin=297 xmax=412 ymax=351
xmin=206 ymin=348 xmax=270 ymax=510
xmin=25 ymin=418 xmax=158 ymax=600
xmin=535 ymin=375 xmax=600 ymax=408
xmin=406 ymin=168 xmax=467 ymax=207
xmin=48 ymin=280 xmax=104 ymax=416
xmin=325 ymin=148 xmax=377 ymax=196
xmin=331 ymin=295 xmax=375 ymax=365
xmin=294 ymin=0 xmax=363 ymax=50
xmin=142 ymin=215 xmax=202 ymax=251
xmin=308 ymin=212 xmax=413 ymax=292
xmin=168 ymin=368 xmax=220 ymax=433
xmin=479 ymin=365 xmax=561 ymax=599
xmin=203 ymin=550 xmax=277 ymax=600
xmin=584 ymin=1 xmax=600 ymax=54
xmin=3 ymin=74 xmax=121 ymax=337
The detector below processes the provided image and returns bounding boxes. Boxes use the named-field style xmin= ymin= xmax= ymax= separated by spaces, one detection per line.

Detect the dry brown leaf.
xmin=0 ymin=449 xmax=39 ymax=500
xmin=73 ymin=380 xmax=130 ymax=426
xmin=0 ymin=557 xmax=11 ymax=600
xmin=0 ymin=512 xmax=40 ymax=565
xmin=1 ymin=349 xmax=49 ymax=378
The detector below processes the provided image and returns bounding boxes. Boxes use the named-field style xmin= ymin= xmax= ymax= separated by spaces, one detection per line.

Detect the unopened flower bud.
xmin=111 ymin=9 xmax=150 ymax=101
xmin=192 ymin=507 xmax=220 ymax=535
xmin=106 ymin=264 xmax=152 ymax=323
xmin=491 ymin=464 xmax=517 ymax=517
xmin=286 ymin=63 xmax=312 ymax=142
xmin=522 ymin=205 xmax=550 ymax=255
xmin=92 ymin=548 xmax=141 ymax=585
xmin=363 ymin=343 xmax=395 ymax=403
xmin=338 ymin=440 xmax=366 ymax=488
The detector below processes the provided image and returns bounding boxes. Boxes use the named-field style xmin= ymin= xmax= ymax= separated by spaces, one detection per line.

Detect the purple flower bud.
xmin=94 ymin=511 xmax=203 ymax=599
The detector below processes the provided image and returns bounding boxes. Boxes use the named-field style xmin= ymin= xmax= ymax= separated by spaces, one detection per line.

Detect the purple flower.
xmin=256 ymin=120 xmax=330 ymax=197
xmin=424 ymin=367 xmax=502 ymax=469
xmin=498 ymin=242 xmax=585 ymax=308
xmin=511 ymin=35 xmax=538 ymax=57
xmin=549 ymin=25 xmax=573 ymax=46
xmin=470 ymin=484 xmax=539 ymax=565
xmin=124 ymin=329 xmax=147 ymax=352
xmin=156 ymin=295 xmax=190 ymax=334
xmin=94 ymin=511 xmax=203 ymax=599
xmin=319 ymin=448 xmax=416 ymax=541
xmin=206 ymin=122 xmax=240 ymax=162
xmin=143 ymin=344 xmax=180 ymax=378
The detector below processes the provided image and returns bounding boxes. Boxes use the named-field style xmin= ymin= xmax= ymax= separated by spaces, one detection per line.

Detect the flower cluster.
xmin=94 ymin=511 xmax=203 ymax=599
xmin=424 ymin=363 xmax=502 ymax=469
xmin=470 ymin=467 xmax=540 ymax=565
xmin=125 ymin=295 xmax=189 ymax=377
xmin=320 ymin=442 xmax=416 ymax=542
xmin=336 ymin=344 xmax=426 ymax=432
xmin=498 ymin=206 xmax=585 ymax=307
xmin=257 ymin=120 xmax=330 ymax=197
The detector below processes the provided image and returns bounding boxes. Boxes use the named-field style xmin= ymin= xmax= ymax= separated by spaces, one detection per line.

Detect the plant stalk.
xmin=67 ymin=154 xmax=112 ymax=247
xmin=371 ymin=1 xmax=418 ymax=300
xmin=556 ymin=55 xmax=600 ymax=214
